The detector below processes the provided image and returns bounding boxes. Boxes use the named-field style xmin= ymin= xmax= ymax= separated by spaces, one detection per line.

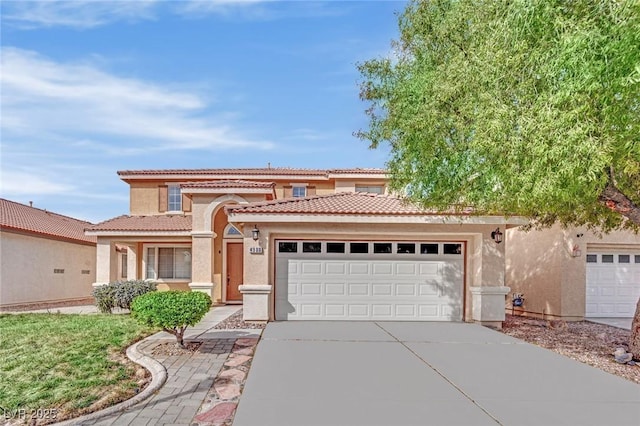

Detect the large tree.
xmin=358 ymin=0 xmax=640 ymax=354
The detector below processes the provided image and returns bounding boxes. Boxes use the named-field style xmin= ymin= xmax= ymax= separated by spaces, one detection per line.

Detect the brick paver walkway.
xmin=79 ymin=306 xmax=261 ymax=426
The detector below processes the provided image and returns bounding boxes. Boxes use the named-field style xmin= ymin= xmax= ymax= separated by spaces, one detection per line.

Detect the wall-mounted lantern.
xmin=252 ymin=225 xmax=260 ymax=241
xmin=572 ymin=244 xmax=582 ymax=257
xmin=491 ymin=227 xmax=503 ymax=244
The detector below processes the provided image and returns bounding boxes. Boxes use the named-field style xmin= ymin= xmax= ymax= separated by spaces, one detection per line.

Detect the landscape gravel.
xmin=501 ymin=314 xmax=639 ymax=384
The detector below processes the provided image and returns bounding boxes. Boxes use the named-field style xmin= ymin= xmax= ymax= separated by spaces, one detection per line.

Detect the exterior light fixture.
xmin=491 ymin=228 xmax=503 ymax=244
xmin=252 ymin=225 xmax=260 ymax=241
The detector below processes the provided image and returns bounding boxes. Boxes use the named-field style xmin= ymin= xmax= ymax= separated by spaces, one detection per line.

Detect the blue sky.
xmin=0 ymin=0 xmax=405 ymax=223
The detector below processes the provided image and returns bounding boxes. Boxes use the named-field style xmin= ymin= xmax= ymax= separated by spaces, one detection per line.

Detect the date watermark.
xmin=0 ymin=406 xmax=58 ymax=421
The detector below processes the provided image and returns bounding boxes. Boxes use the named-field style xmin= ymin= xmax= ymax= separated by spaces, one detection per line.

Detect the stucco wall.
xmin=237 ymin=221 xmax=506 ymax=322
xmin=129 ymin=181 xmax=162 ymax=215
xmin=0 ymin=231 xmax=96 ymax=307
xmin=506 ymin=225 xmax=640 ymax=319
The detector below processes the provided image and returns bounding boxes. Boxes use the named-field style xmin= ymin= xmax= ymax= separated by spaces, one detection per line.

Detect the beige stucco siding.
xmin=506 ymin=225 xmax=640 ymax=319
xmin=129 ymin=182 xmax=163 ymax=215
xmin=0 ymin=231 xmax=96 ymax=307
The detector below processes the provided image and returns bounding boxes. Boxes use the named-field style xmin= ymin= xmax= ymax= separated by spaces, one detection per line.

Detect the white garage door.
xmin=586 ymin=252 xmax=640 ymax=317
xmin=275 ymin=240 xmax=464 ymax=321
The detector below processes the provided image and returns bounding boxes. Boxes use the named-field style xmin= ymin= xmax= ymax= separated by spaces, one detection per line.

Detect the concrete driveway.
xmin=233 ymin=322 xmax=640 ymax=426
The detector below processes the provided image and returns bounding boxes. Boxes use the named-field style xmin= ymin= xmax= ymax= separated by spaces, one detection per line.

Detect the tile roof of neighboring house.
xmin=180 ymin=180 xmax=276 ymax=189
xmin=226 ymin=192 xmax=471 ymax=216
xmin=0 ymin=198 xmax=96 ymax=244
xmin=117 ymin=167 xmax=386 ymax=177
xmin=88 ymin=215 xmax=192 ymax=232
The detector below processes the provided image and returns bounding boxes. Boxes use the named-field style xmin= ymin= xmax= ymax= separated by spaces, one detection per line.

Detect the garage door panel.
xmin=349 ymin=263 xmax=369 ymax=274
xmin=396 ymin=263 xmax=417 ymax=275
xmin=372 ymin=304 xmax=393 ymax=317
xmin=326 ymin=262 xmax=346 ymax=274
xmin=301 ymin=283 xmax=321 ymax=295
xmin=325 ymin=283 xmax=346 ymax=295
xmin=586 ymin=251 xmax=640 ymax=318
xmin=372 ymin=263 xmax=393 ymax=275
xmin=348 ymin=305 xmax=369 ymax=317
xmin=277 ymin=256 xmax=463 ymax=321
xmin=372 ymin=284 xmax=393 ymax=296
xmin=325 ymin=304 xmax=346 ymax=317
xmin=301 ymin=262 xmax=322 ymax=274
xmin=396 ymin=284 xmax=416 ymax=296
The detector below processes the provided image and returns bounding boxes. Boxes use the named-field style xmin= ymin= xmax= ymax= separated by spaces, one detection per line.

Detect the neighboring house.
xmin=507 ymin=225 xmax=640 ymax=320
xmin=0 ymin=198 xmax=97 ymax=310
xmin=86 ymin=167 xmax=525 ymax=327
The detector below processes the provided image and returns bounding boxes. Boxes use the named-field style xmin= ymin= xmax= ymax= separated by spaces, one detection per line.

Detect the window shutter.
xmin=307 ymin=186 xmax=316 ymax=196
xmin=182 ymin=194 xmax=192 ymax=212
xmin=283 ymin=185 xmax=293 ymax=198
xmin=158 ymin=185 xmax=168 ymax=213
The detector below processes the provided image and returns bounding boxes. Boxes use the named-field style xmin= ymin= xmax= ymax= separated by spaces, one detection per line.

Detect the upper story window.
xmin=168 ymin=185 xmax=182 ymax=211
xmin=355 ymin=185 xmax=384 ymax=194
xmin=292 ymin=186 xmax=307 ymax=197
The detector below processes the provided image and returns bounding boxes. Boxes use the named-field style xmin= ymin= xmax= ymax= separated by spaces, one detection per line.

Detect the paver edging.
xmin=53 ymin=334 xmax=168 ymax=425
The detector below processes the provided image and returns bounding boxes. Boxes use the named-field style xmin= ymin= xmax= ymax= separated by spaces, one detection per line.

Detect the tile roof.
xmin=88 ymin=215 xmax=192 ymax=232
xmin=117 ymin=167 xmax=386 ymax=178
xmin=0 ymin=198 xmax=96 ymax=244
xmin=180 ymin=180 xmax=276 ymax=189
xmin=225 ymin=192 xmax=468 ymax=216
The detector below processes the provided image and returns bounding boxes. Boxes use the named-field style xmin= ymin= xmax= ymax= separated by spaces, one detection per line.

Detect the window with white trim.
xmin=145 ymin=246 xmax=191 ymax=280
xmin=355 ymin=185 xmax=384 ymax=194
xmin=292 ymin=186 xmax=306 ymax=197
xmin=168 ymin=185 xmax=182 ymax=211
xmin=121 ymin=253 xmax=128 ymax=279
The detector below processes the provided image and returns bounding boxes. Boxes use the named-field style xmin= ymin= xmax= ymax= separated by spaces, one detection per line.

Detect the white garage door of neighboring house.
xmin=586 ymin=252 xmax=640 ymax=317
xmin=275 ymin=240 xmax=464 ymax=321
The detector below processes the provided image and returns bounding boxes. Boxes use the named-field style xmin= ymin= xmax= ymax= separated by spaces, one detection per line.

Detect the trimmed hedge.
xmin=92 ymin=280 xmax=157 ymax=313
xmin=130 ymin=291 xmax=212 ymax=347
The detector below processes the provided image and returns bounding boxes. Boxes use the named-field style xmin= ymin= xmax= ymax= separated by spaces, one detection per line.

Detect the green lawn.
xmin=0 ymin=313 xmax=156 ymax=423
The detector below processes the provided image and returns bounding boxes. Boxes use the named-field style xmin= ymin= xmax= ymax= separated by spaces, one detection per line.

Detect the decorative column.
xmin=93 ymin=238 xmax=117 ymax=287
xmin=239 ymin=285 xmax=272 ymax=321
xmin=470 ymin=286 xmax=510 ymax=328
xmin=126 ymin=245 xmax=138 ymax=281
xmin=189 ymin=231 xmax=215 ymax=296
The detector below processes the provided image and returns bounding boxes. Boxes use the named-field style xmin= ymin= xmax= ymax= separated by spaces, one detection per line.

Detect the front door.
xmin=226 ymin=242 xmax=244 ymax=302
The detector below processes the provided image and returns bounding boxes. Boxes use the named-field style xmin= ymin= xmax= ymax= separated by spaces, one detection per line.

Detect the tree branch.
xmin=598 ymin=183 xmax=640 ymax=225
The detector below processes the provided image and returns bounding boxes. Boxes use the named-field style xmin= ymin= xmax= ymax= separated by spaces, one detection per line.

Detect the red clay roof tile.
xmin=180 ymin=180 xmax=276 ymax=189
xmin=117 ymin=167 xmax=386 ymax=177
xmin=225 ymin=192 xmax=467 ymax=216
xmin=88 ymin=215 xmax=192 ymax=232
xmin=0 ymin=198 xmax=96 ymax=244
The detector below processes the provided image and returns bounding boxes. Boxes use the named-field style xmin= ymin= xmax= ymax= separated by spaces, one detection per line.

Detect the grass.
xmin=0 ymin=313 xmax=157 ymax=423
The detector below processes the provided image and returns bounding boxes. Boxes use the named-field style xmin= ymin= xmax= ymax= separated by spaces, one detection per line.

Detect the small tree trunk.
xmin=630 ymin=299 xmax=640 ymax=360
xmin=176 ymin=328 xmax=185 ymax=348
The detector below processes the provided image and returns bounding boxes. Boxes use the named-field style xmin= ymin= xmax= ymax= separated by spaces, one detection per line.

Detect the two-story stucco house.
xmin=86 ymin=167 xmax=527 ymax=327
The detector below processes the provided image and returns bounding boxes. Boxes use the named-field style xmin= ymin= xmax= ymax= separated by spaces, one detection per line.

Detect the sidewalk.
xmin=77 ymin=306 xmax=262 ymax=426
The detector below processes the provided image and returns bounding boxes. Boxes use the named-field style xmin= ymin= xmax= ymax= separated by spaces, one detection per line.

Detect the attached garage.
xmin=275 ymin=240 xmax=464 ymax=321
xmin=586 ymin=251 xmax=640 ymax=317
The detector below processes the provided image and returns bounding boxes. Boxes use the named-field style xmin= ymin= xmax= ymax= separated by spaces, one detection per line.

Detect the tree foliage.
xmin=130 ymin=291 xmax=212 ymax=347
xmin=358 ymin=0 xmax=640 ymax=231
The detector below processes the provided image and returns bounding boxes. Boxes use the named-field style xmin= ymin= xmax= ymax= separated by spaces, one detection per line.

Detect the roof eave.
xmin=227 ymin=212 xmax=529 ymax=225
xmin=84 ymin=230 xmax=192 ymax=237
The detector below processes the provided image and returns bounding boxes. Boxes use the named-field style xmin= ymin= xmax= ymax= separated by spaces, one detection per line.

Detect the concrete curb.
xmin=54 ymin=335 xmax=167 ymax=425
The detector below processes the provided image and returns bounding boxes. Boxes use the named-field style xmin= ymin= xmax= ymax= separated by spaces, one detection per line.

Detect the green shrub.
xmin=112 ymin=280 xmax=157 ymax=310
xmin=92 ymin=285 xmax=115 ymax=314
xmin=93 ymin=280 xmax=157 ymax=313
xmin=131 ymin=291 xmax=212 ymax=347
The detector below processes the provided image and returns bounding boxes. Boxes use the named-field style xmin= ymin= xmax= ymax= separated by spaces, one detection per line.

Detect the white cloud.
xmin=2 ymin=0 xmax=159 ymax=29
xmin=1 ymin=47 xmax=274 ymax=152
xmin=0 ymin=169 xmax=76 ymax=196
